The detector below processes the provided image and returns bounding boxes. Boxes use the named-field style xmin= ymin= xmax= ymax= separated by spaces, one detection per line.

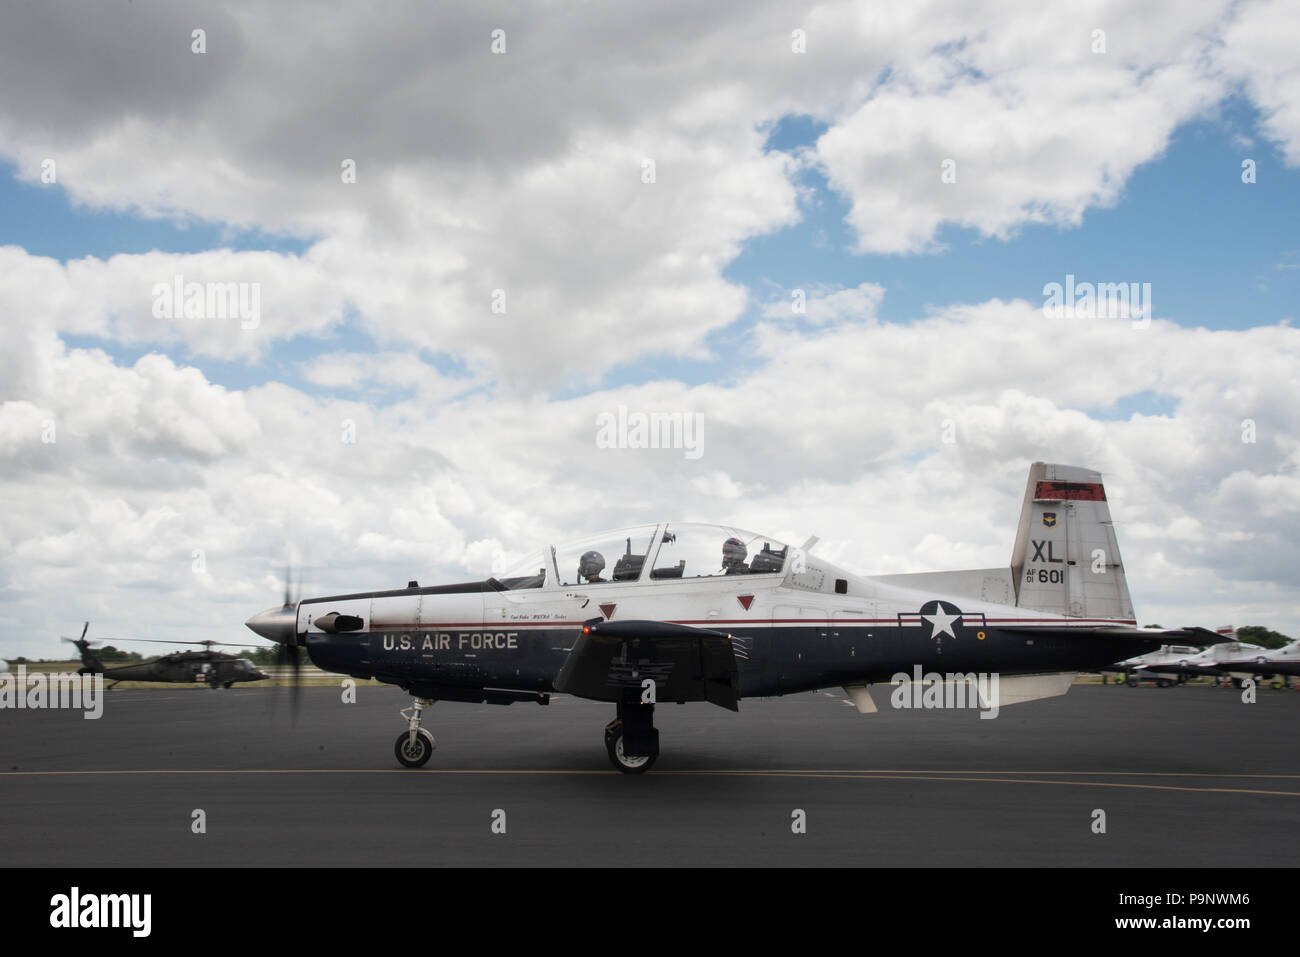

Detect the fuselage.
xmin=293 ymin=523 xmax=1156 ymax=700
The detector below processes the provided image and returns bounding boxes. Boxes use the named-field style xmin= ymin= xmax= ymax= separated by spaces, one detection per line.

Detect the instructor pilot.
xmin=722 ymin=537 xmax=749 ymax=574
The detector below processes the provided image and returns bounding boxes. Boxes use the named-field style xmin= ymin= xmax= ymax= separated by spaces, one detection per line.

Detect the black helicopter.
xmin=64 ymin=623 xmax=270 ymax=689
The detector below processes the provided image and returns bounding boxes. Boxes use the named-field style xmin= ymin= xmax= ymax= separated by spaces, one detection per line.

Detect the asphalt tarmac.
xmin=2 ymin=682 xmax=1297 ymax=866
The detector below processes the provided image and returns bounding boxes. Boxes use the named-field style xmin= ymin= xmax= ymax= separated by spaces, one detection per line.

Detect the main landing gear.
xmin=394 ymin=697 xmax=436 ymax=767
xmin=388 ymin=694 xmax=660 ymax=773
xmin=605 ymin=700 xmax=658 ymax=774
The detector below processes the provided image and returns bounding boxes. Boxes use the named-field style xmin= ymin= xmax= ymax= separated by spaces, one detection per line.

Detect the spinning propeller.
xmin=245 ymin=564 xmax=305 ymax=718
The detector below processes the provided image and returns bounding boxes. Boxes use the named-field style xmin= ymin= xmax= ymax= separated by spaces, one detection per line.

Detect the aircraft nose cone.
xmin=245 ymin=605 xmax=297 ymax=644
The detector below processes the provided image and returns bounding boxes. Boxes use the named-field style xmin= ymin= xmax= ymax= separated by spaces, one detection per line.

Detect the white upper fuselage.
xmin=296 ymin=522 xmax=1135 ymax=642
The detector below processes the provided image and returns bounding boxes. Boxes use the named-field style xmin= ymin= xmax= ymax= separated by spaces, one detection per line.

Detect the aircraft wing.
xmin=1001 ymin=624 xmax=1222 ymax=644
xmin=553 ymin=619 xmax=741 ymax=711
xmin=1136 ymin=662 xmax=1224 ymax=677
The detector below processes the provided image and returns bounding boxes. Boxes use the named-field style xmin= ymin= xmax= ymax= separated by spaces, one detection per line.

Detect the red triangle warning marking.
xmin=737 ymin=595 xmax=754 ymax=611
xmin=599 ymin=603 xmax=617 ymax=620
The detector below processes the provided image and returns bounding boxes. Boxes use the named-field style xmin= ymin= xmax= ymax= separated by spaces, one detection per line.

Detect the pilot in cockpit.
xmin=722 ymin=537 xmax=749 ymax=575
xmin=579 ymin=550 xmax=607 ymax=583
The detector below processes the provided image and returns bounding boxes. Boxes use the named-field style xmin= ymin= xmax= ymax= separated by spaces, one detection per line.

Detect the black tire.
xmin=606 ymin=729 xmax=656 ymax=774
xmin=395 ymin=729 xmax=435 ymax=767
xmin=223 ymin=682 xmax=233 ymax=689
xmin=1157 ymin=678 xmax=1171 ymax=688
xmin=1126 ymin=676 xmax=1138 ymax=688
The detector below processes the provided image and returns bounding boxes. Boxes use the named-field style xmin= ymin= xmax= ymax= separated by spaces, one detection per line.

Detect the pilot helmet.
xmin=722 ymin=537 xmax=747 ymax=565
xmin=579 ymin=550 xmax=606 ymax=580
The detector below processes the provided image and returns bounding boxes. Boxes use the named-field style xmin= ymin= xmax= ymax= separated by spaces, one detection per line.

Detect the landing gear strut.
xmin=605 ymin=700 xmax=658 ymax=774
xmin=394 ymin=697 xmax=436 ymax=767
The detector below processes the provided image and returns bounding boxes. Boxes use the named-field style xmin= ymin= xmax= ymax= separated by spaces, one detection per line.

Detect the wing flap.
xmin=554 ymin=619 xmax=741 ymax=711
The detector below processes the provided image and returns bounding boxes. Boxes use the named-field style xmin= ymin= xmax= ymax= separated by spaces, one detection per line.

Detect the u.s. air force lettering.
xmin=380 ymin=632 xmax=519 ymax=651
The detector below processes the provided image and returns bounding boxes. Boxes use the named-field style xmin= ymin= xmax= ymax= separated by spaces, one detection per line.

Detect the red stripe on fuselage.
xmin=366 ymin=616 xmax=1138 ymax=629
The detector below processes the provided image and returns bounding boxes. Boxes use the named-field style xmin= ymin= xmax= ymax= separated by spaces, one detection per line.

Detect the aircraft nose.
xmin=245 ymin=605 xmax=298 ymax=644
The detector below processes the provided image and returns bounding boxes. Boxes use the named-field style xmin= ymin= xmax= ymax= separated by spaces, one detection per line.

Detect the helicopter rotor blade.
xmin=94 ymin=637 xmax=272 ymax=649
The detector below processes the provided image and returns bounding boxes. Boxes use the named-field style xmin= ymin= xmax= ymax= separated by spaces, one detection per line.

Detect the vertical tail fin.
xmin=1009 ymin=463 xmax=1134 ymax=621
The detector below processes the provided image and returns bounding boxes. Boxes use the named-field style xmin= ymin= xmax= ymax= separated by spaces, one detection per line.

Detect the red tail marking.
xmin=1034 ymin=481 xmax=1106 ymax=502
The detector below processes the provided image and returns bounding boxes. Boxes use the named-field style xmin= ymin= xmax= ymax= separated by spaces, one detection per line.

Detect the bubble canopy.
xmin=494 ymin=523 xmax=790 ymax=589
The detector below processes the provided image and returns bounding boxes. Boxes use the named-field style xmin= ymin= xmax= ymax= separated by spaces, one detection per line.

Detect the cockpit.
xmin=492 ymin=523 xmax=790 ymax=590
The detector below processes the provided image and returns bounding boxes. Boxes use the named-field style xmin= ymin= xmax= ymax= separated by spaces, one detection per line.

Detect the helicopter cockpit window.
xmin=556 ymin=526 xmax=658 ymax=586
xmin=651 ymin=524 xmax=789 ymax=580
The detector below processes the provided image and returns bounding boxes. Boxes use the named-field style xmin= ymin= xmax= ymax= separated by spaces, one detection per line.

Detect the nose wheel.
xmin=395 ymin=729 xmax=436 ymax=767
xmin=395 ymin=697 xmax=436 ymax=768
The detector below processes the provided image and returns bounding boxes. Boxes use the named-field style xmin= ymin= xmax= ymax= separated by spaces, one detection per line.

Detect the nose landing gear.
xmin=394 ymin=697 xmax=436 ymax=767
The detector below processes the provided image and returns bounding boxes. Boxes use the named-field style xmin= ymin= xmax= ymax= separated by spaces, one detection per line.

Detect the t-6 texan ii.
xmin=246 ymin=462 xmax=1215 ymax=773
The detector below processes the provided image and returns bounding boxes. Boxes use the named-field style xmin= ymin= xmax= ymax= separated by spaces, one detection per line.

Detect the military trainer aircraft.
xmin=1212 ymin=639 xmax=1300 ymax=683
xmin=1103 ymin=644 xmax=1205 ymax=686
xmin=66 ymin=624 xmax=270 ymax=688
xmin=246 ymin=462 xmax=1217 ymax=773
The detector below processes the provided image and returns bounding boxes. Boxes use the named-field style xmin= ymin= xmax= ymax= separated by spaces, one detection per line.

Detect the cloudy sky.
xmin=1 ymin=0 xmax=1298 ymax=659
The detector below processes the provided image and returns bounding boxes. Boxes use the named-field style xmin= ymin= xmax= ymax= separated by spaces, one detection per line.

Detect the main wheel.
xmin=606 ymin=729 xmax=656 ymax=774
xmin=394 ymin=729 xmax=435 ymax=767
xmin=223 ymin=682 xmax=233 ymax=689
xmin=1126 ymin=676 xmax=1138 ymax=687
xmin=1157 ymin=678 xmax=1171 ymax=688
